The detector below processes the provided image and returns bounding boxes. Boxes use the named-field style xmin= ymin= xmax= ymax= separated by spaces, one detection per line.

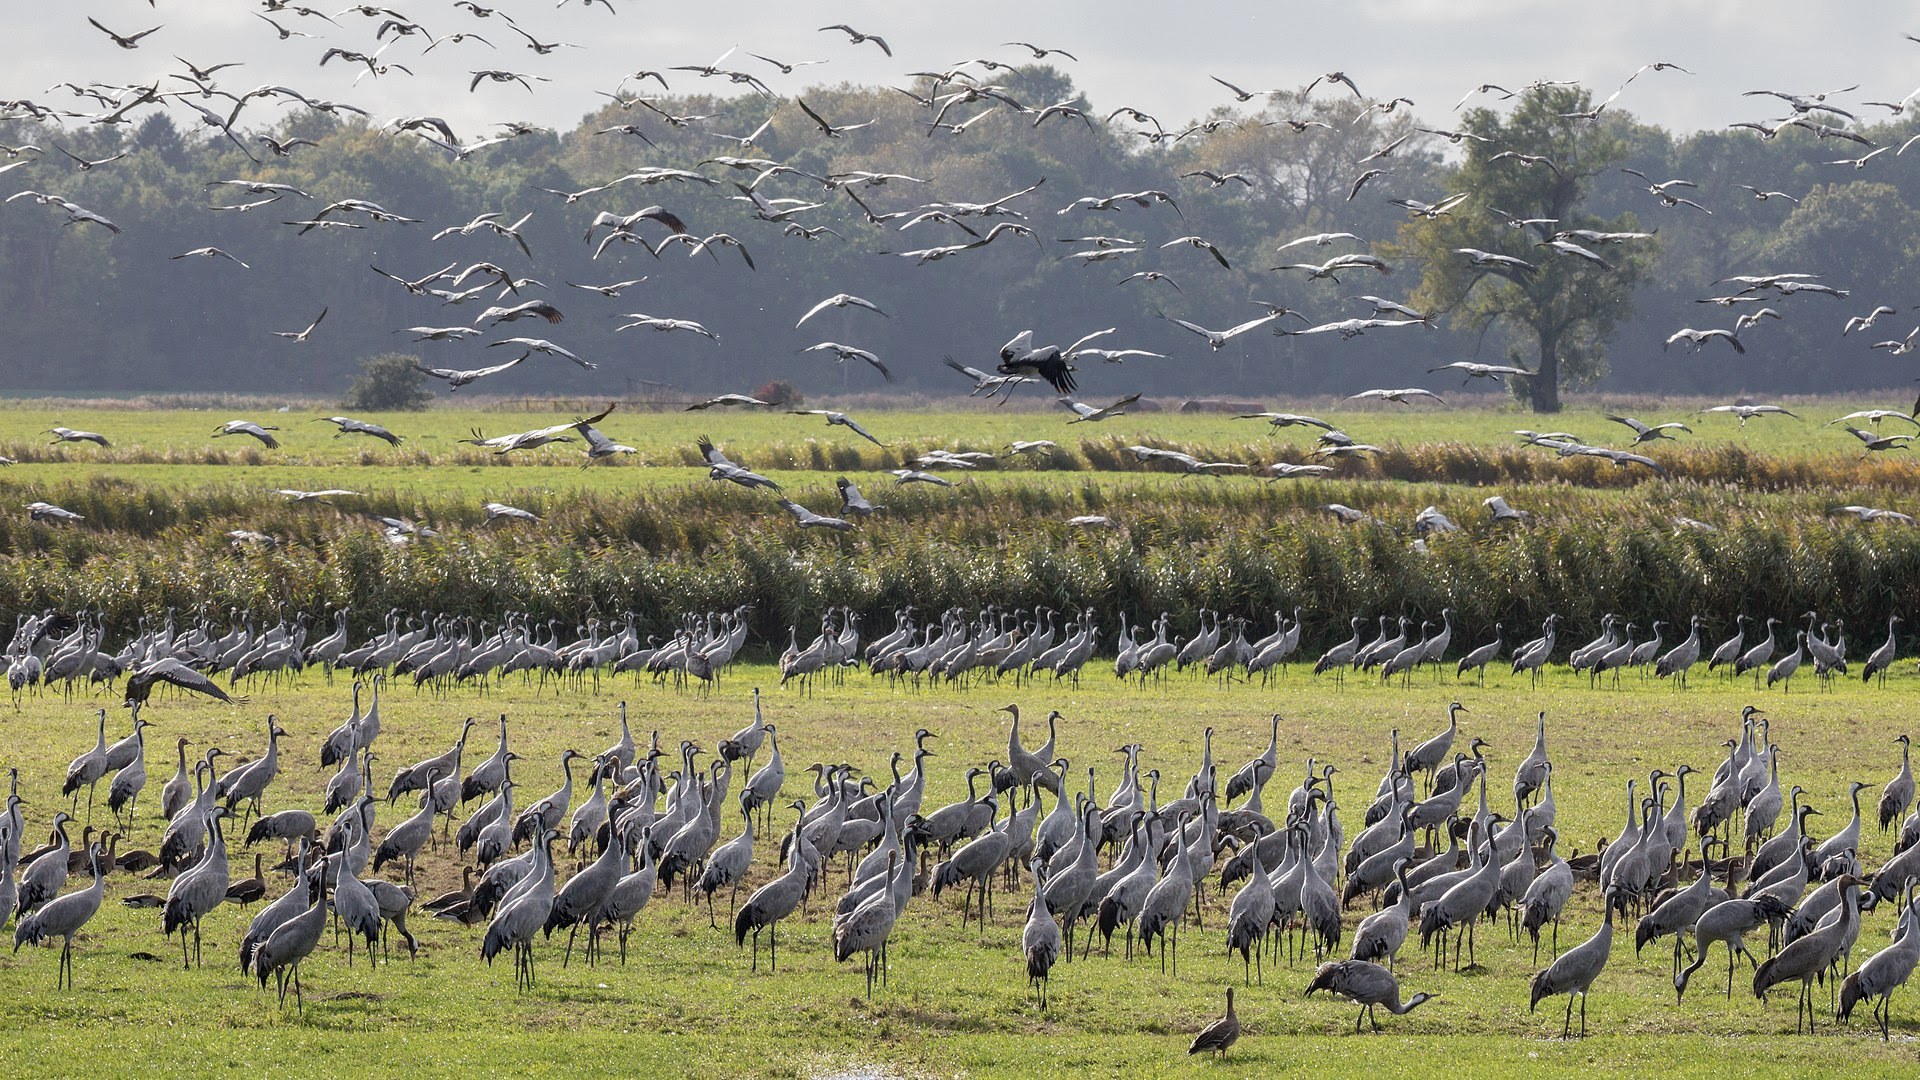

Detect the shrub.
xmin=343 ymin=352 xmax=432 ymax=412
xmin=755 ymin=380 xmax=801 ymax=408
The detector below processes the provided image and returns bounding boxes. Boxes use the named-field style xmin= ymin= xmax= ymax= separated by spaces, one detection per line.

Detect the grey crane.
xmin=1226 ymin=714 xmax=1280 ymax=804
xmin=106 ymin=720 xmax=150 ymax=825
xmin=836 ymin=853 xmax=904 ymax=999
xmin=720 ymin=688 xmax=769 ymax=769
xmin=1765 ymin=631 xmax=1807 ymax=690
xmin=1883 ymin=736 xmax=1915 ymax=831
xmin=1755 ymin=874 xmax=1864 ymax=1031
xmin=1750 ymin=801 xmax=1819 ymax=888
xmin=603 ymin=828 xmax=658 ymax=964
xmin=1812 ymin=781 xmax=1868 ymax=872
xmin=1042 ymin=802 xmax=1102 ymax=959
xmin=61 ymin=709 xmax=110 ymax=821
xmin=1225 ymin=843 xmax=1276 ymax=984
xmin=1656 ymin=615 xmax=1705 ymax=684
xmin=218 ymin=716 xmax=285 ymax=822
xmin=545 ymin=825 xmax=624 ymax=967
xmin=932 ymin=798 xmax=1017 ymax=932
xmin=12 ymin=842 xmax=105 ymax=988
xmin=1514 ymin=712 xmax=1550 ymax=805
xmin=1419 ymin=784 xmax=1504 ymax=971
xmin=331 ymin=856 xmax=382 ymax=967
xmin=163 ymin=807 xmax=231 ymax=968
xmin=462 ymin=715 xmax=511 ymax=803
xmin=1403 ymin=703 xmax=1465 ymax=793
xmin=696 ymin=798 xmax=755 ymax=926
xmin=1455 ymin=624 xmax=1504 ymax=684
xmin=372 ymin=776 xmax=439 ymax=885
xmin=1530 ymin=893 xmax=1616 ymax=1037
xmin=323 ymin=743 xmax=366 ymax=817
xmin=1864 ymin=615 xmax=1902 ymax=686
xmin=1675 ymin=893 xmax=1795 ymax=1000
xmin=1707 ymin=616 xmax=1750 ymax=672
xmin=254 ymin=874 xmax=327 ymax=1011
xmin=1839 ymin=888 xmax=1920 ymax=1039
xmin=1019 ymin=857 xmax=1062 ymax=1010
xmin=314 ymin=415 xmax=402 ymax=445
xmin=1351 ymin=860 xmax=1413 ymax=972
xmin=740 ymin=723 xmax=785 ymax=829
xmin=239 ymin=840 xmax=312 ymax=975
xmin=1308 ymin=959 xmax=1435 ymax=1032
xmin=1635 ymin=837 xmax=1728 ymax=976
xmin=1734 ymin=617 xmax=1781 ymax=681
xmin=14 ymin=812 xmax=70 ymax=918
xmin=157 ymin=734 xmax=192 ymax=818
xmin=735 ymin=807 xmax=816 ymax=971
xmin=1136 ymin=813 xmax=1196 ymax=974
xmin=211 ymin=420 xmax=281 ymax=448
xmin=46 ymin=426 xmax=110 ymax=447
xmin=482 ymin=827 xmax=558 ymax=991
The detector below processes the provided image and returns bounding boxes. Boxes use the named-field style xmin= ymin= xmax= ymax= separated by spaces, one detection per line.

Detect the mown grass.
xmin=2 ymin=667 xmax=1919 ymax=1076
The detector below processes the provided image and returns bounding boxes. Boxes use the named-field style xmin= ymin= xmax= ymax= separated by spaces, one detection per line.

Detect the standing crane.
xmin=11 ymin=842 xmax=106 ymax=988
xmin=1530 ymin=892 xmax=1616 ymax=1037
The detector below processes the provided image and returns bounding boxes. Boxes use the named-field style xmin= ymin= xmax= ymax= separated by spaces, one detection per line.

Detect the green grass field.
xmin=2 ymin=668 xmax=1919 ymax=1077
xmin=1 ymin=397 xmax=1913 ymax=468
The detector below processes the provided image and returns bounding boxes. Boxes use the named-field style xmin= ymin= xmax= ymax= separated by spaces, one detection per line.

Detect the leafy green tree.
xmin=1394 ymin=88 xmax=1657 ymax=412
xmin=343 ymin=352 xmax=432 ymax=411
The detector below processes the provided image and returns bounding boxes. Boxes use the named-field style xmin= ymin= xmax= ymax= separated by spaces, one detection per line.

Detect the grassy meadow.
xmin=4 ymin=397 xmax=1920 ymax=1074
xmin=2 ymin=668 xmax=1920 ymax=1076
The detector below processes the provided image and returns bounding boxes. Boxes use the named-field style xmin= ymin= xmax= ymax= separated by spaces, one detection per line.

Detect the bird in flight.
xmin=1060 ymin=393 xmax=1143 ymax=423
xmin=413 ymin=355 xmax=524 ymax=390
xmin=270 ymin=307 xmax=327 ymax=342
xmin=686 ymin=394 xmax=773 ymax=411
xmin=796 ymin=98 xmax=876 ymax=139
xmin=1348 ymin=387 xmax=1446 ymax=406
xmin=1697 ymin=404 xmax=1798 ymax=426
xmin=790 ymin=409 xmax=884 ymax=447
xmin=776 ymin=499 xmax=856 ymax=531
xmin=87 ymin=17 xmax=162 ymax=49
xmin=1607 ymin=414 xmax=1692 ymax=445
xmin=699 ymin=437 xmax=780 ymax=490
xmin=1157 ymin=309 xmax=1280 ymax=349
xmin=796 ymin=293 xmax=889 ymax=328
xmin=996 ymin=331 xmax=1079 ymax=394
xmin=799 ymin=342 xmax=892 ymax=382
xmin=27 ymin=501 xmax=85 ymax=524
xmin=314 ymin=416 xmax=401 ymax=445
xmin=1427 ymin=362 xmax=1534 ymax=384
xmin=820 ymin=24 xmax=891 ymax=56
xmin=212 ymin=420 xmax=280 ymax=448
xmin=47 ymin=426 xmax=110 ymax=447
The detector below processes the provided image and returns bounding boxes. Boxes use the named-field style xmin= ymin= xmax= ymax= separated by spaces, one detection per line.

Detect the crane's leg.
xmin=1171 ymin=918 xmax=1180 ymax=978
xmin=1563 ymin=993 xmax=1574 ymax=1039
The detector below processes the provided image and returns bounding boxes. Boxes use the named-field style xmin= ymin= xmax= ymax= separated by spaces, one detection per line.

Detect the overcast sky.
xmin=9 ymin=1 xmax=1916 ymax=146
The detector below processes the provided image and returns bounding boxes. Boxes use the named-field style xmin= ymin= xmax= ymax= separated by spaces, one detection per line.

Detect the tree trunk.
xmin=1529 ymin=331 xmax=1562 ymax=413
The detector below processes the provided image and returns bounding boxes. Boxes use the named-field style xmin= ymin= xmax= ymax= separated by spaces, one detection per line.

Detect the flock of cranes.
xmin=2 ymin=602 xmax=1911 ymax=704
xmin=7 ymin=684 xmax=1920 ymax=1051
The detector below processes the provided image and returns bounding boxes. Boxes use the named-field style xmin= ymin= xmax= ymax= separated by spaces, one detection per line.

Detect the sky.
xmin=9 ymin=1 xmax=1917 ymax=147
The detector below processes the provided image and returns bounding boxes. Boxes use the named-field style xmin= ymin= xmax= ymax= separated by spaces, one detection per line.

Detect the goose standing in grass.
xmin=1187 ymin=987 xmax=1240 ymax=1058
